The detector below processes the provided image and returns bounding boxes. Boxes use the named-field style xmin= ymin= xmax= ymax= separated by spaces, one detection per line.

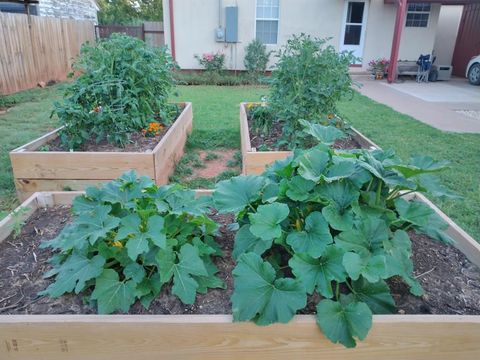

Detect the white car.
xmin=466 ymin=55 xmax=480 ymax=85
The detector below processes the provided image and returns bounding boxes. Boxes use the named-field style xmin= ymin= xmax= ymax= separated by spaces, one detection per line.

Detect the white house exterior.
xmin=162 ymin=0 xmax=464 ymax=72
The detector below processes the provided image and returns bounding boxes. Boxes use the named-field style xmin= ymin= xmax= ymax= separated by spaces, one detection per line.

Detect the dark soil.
xmin=247 ymin=116 xmax=362 ymax=151
xmin=44 ymin=129 xmax=170 ymax=153
xmin=1 ymin=207 xmax=479 ymax=316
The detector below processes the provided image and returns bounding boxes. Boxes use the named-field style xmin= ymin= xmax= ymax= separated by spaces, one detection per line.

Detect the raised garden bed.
xmin=9 ymin=103 xmax=192 ymax=200
xmin=240 ymin=103 xmax=380 ymax=175
xmin=1 ymin=190 xmax=480 ymax=359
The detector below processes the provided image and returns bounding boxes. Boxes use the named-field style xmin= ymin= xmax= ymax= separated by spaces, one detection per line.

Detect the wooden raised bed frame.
xmin=0 ymin=191 xmax=480 ymax=359
xmin=9 ymin=102 xmax=193 ymax=201
xmin=240 ymin=102 xmax=381 ymax=175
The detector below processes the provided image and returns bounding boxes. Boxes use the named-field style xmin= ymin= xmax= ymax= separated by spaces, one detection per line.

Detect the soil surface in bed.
xmin=247 ymin=117 xmax=362 ymax=151
xmin=1 ymin=206 xmax=479 ymax=316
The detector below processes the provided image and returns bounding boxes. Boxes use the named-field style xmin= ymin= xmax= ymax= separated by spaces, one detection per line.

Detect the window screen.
xmin=256 ymin=0 xmax=279 ymax=45
xmin=406 ymin=3 xmax=431 ymax=28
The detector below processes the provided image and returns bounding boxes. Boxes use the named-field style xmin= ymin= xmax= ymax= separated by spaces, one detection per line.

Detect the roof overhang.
xmin=384 ymin=0 xmax=479 ymax=4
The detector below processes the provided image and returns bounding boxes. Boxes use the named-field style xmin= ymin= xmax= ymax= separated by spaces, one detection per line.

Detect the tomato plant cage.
xmin=9 ymin=103 xmax=193 ymax=201
xmin=0 ymin=190 xmax=479 ymax=359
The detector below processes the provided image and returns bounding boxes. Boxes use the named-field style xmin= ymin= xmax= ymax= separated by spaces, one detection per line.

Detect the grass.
xmin=0 ymin=84 xmax=478 ymax=241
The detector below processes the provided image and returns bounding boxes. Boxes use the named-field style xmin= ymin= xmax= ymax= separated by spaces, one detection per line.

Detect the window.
xmin=256 ymin=0 xmax=279 ymax=45
xmin=343 ymin=2 xmax=365 ymax=45
xmin=406 ymin=3 xmax=431 ymax=28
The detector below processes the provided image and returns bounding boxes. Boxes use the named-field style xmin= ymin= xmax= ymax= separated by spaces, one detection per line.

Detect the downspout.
xmin=168 ymin=0 xmax=176 ymax=60
xmin=387 ymin=0 xmax=407 ymax=83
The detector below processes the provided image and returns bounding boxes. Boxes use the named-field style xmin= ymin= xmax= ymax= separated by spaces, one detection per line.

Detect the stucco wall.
xmin=433 ymin=5 xmax=463 ymax=66
xmin=38 ymin=0 xmax=98 ymax=23
xmin=164 ymin=0 xmax=441 ymax=71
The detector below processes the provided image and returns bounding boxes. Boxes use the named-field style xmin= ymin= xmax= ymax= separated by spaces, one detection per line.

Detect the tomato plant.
xmin=53 ymin=34 xmax=178 ymax=149
xmin=213 ymin=139 xmax=455 ymax=347
xmin=269 ymin=34 xmax=357 ymax=147
xmin=40 ymin=171 xmax=224 ymax=313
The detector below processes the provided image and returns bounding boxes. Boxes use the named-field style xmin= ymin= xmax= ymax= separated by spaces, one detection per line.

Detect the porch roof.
xmin=384 ymin=0 xmax=479 ymax=4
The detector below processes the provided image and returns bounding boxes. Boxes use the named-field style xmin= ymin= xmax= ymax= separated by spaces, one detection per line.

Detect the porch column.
xmin=388 ymin=0 xmax=408 ymax=83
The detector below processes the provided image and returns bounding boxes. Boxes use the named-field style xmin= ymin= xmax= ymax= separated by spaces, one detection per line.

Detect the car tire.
xmin=468 ymin=63 xmax=480 ymax=86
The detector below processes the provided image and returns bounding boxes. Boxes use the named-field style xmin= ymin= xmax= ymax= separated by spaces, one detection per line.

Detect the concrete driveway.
xmin=353 ymin=75 xmax=480 ymax=133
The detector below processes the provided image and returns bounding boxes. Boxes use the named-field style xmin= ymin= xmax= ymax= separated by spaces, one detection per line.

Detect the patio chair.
xmin=416 ymin=54 xmax=435 ymax=83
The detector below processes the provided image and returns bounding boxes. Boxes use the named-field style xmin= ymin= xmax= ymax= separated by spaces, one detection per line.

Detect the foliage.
xmin=368 ymin=58 xmax=390 ymax=74
xmin=195 ymin=52 xmax=226 ymax=73
xmin=269 ymin=34 xmax=356 ymax=145
xmin=98 ymin=0 xmax=163 ymax=25
xmin=246 ymin=102 xmax=276 ymax=136
xmin=175 ymin=72 xmax=262 ymax=86
xmin=244 ymin=39 xmax=271 ymax=81
xmin=213 ymin=144 xmax=455 ymax=347
xmin=40 ymin=171 xmax=224 ymax=314
xmin=52 ymin=34 xmax=178 ymax=149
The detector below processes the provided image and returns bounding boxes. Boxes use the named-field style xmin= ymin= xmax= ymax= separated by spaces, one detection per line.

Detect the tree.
xmin=97 ymin=0 xmax=163 ymax=25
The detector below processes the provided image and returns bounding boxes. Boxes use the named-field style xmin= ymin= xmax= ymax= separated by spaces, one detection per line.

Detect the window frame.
xmin=255 ymin=0 xmax=280 ymax=45
xmin=405 ymin=3 xmax=431 ymax=28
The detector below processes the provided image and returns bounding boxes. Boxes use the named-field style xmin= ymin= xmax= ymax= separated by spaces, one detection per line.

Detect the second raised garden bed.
xmin=0 ymin=190 xmax=480 ymax=359
xmin=10 ymin=102 xmax=193 ymax=200
xmin=240 ymin=102 xmax=381 ymax=175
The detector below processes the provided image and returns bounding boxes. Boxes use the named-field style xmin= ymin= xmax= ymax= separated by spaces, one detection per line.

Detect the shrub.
xmin=175 ymin=71 xmax=262 ymax=86
xmin=244 ymin=39 xmax=270 ymax=81
xmin=53 ymin=34 xmax=177 ymax=149
xmin=368 ymin=58 xmax=390 ymax=74
xmin=245 ymin=102 xmax=276 ymax=136
xmin=40 ymin=171 xmax=224 ymax=314
xmin=194 ymin=52 xmax=225 ymax=73
xmin=269 ymin=34 xmax=356 ymax=144
xmin=213 ymin=142 xmax=455 ymax=348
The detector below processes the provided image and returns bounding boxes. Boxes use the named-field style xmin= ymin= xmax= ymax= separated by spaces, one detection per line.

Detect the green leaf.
xmin=232 ymin=253 xmax=306 ymax=325
xmin=316 ymin=299 xmax=372 ymax=348
xmin=233 ymin=225 xmax=272 ymax=260
xmin=117 ymin=214 xmax=166 ymax=260
xmin=319 ymin=181 xmax=359 ymax=210
xmin=289 ymin=245 xmax=346 ymax=297
xmin=335 ymin=218 xmax=389 ymax=256
xmin=91 ymin=269 xmax=136 ymax=314
xmin=388 ymin=155 xmax=449 ymax=178
xmin=41 ymin=253 xmax=105 ymax=297
xmin=286 ymin=176 xmax=315 ymax=201
xmin=76 ymin=205 xmax=120 ymax=247
xmin=322 ymin=204 xmax=354 ymax=232
xmin=123 ymin=262 xmax=146 ymax=284
xmin=342 ymin=252 xmax=387 ymax=282
xmin=297 ymin=148 xmax=330 ymax=182
xmin=324 ymin=159 xmax=356 ymax=182
xmin=155 ymin=247 xmax=176 ymax=284
xmin=287 ymin=212 xmax=332 ymax=258
xmin=171 ymin=244 xmax=208 ymax=304
xmin=351 ymin=278 xmax=395 ymax=314
xmin=394 ymin=198 xmax=434 ymax=227
xmin=249 ymin=203 xmax=290 ymax=241
xmin=300 ymin=119 xmax=345 ymax=145
xmin=214 ymin=175 xmax=265 ymax=214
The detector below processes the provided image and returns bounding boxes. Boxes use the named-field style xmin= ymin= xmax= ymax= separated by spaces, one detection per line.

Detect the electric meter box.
xmin=225 ymin=6 xmax=238 ymax=43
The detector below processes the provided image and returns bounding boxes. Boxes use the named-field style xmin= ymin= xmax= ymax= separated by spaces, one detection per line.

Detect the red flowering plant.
xmin=368 ymin=58 xmax=390 ymax=74
xmin=194 ymin=52 xmax=225 ymax=73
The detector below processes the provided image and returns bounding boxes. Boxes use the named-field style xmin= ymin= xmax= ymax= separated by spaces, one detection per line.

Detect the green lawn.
xmin=0 ymin=85 xmax=478 ymax=241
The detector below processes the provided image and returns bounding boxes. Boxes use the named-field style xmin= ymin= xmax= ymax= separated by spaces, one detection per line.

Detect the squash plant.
xmin=40 ymin=171 xmax=224 ymax=313
xmin=213 ymin=131 xmax=455 ymax=347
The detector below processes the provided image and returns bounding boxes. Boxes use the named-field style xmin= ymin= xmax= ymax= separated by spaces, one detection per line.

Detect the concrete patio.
xmin=353 ymin=75 xmax=480 ymax=133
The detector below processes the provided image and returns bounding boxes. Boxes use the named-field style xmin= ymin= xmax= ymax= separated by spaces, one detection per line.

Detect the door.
xmin=340 ymin=0 xmax=369 ymax=64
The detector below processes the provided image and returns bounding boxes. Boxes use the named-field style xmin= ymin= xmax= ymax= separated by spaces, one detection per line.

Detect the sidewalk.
xmin=352 ymin=75 xmax=480 ymax=133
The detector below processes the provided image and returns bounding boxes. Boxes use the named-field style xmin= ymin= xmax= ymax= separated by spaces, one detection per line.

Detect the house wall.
xmin=38 ymin=0 xmax=98 ymax=23
xmin=433 ymin=5 xmax=463 ymax=66
xmin=164 ymin=0 xmax=441 ymax=71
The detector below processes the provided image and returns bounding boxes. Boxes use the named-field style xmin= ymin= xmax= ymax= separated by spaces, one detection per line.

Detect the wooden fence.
xmin=95 ymin=21 xmax=164 ymax=47
xmin=0 ymin=13 xmax=95 ymax=95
